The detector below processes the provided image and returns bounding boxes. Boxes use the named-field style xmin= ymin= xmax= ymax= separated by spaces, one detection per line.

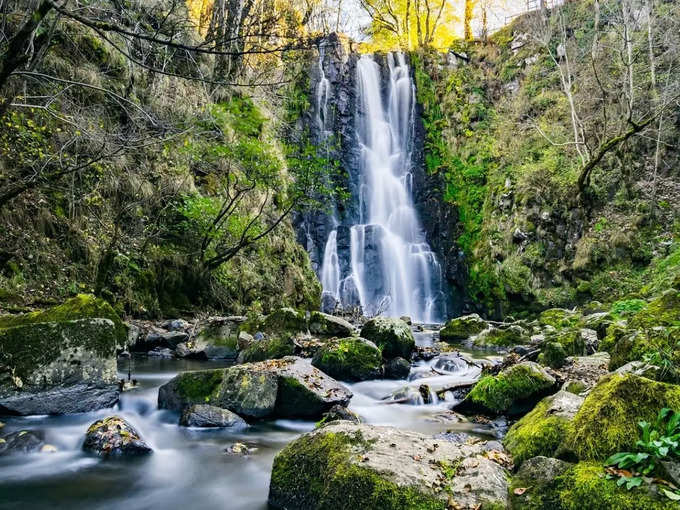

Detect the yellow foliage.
xmin=186 ymin=0 xmax=214 ymax=35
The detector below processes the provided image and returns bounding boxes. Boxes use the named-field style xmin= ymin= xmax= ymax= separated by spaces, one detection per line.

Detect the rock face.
xmin=0 ymin=318 xmax=119 ymax=415
xmin=360 ymin=317 xmax=415 ymax=359
xmin=311 ymin=337 xmax=382 ymax=382
xmin=179 ymin=404 xmax=247 ymax=429
xmin=440 ymin=314 xmax=488 ymax=342
xmin=456 ymin=361 xmax=557 ymax=416
xmin=82 ymin=416 xmax=152 ymax=457
xmin=503 ymin=390 xmax=584 ymax=466
xmin=268 ymin=422 xmax=509 ymax=510
xmin=384 ymin=357 xmax=411 ymax=379
xmin=158 ymin=357 xmax=352 ymax=420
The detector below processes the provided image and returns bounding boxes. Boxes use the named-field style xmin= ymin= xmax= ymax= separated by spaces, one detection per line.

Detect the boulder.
xmin=579 ymin=312 xmax=613 ymax=339
xmin=308 ymin=311 xmax=354 ymax=337
xmin=179 ymin=404 xmax=248 ymax=429
xmin=559 ymin=352 xmax=610 ymax=389
xmin=83 ymin=416 xmax=152 ymax=457
xmin=538 ymin=341 xmax=567 ymax=369
xmin=311 ymin=337 xmax=382 ymax=382
xmin=562 ymin=373 xmax=680 ymax=460
xmin=615 ymin=360 xmax=662 ymax=380
xmin=360 ymin=317 xmax=415 ymax=359
xmin=269 ymin=422 xmax=509 ymax=510
xmin=319 ymin=404 xmax=361 ymax=425
xmin=158 ymin=357 xmax=352 ymax=420
xmin=237 ymin=331 xmax=255 ymax=350
xmin=439 ymin=314 xmax=488 ymax=342
xmin=538 ymin=308 xmax=580 ymax=330
xmin=193 ymin=316 xmax=245 ymax=359
xmin=509 ymin=456 xmax=573 ymax=509
xmin=455 ymin=361 xmax=557 ymax=416
xmin=0 ymin=430 xmax=46 ymax=455
xmin=261 ymin=308 xmax=308 ymax=335
xmin=473 ymin=325 xmax=529 ymax=347
xmin=0 ymin=293 xmax=126 ymax=345
xmin=0 ymin=318 xmax=119 ymax=415
xmin=237 ymin=335 xmax=296 ymax=363
xmin=384 ymin=357 xmax=411 ymax=379
xmin=503 ymin=390 xmax=584 ymax=466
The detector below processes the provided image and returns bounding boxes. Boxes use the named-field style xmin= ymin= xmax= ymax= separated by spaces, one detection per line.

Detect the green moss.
xmin=262 ymin=308 xmax=308 ymax=335
xmin=557 ymin=462 xmax=673 ymax=510
xmin=473 ymin=326 xmax=528 ymax=347
xmin=440 ymin=314 xmax=488 ymax=342
xmin=270 ymin=430 xmax=445 ymax=509
xmin=548 ymin=329 xmax=587 ymax=356
xmin=562 ymin=373 xmax=680 ymax=460
xmin=0 ymin=294 xmax=125 ymax=343
xmin=312 ymin=338 xmax=382 ymax=382
xmin=176 ymin=370 xmax=225 ymax=403
xmin=629 ymin=290 xmax=680 ymax=330
xmin=504 ymin=397 xmax=570 ymax=465
xmin=539 ymin=309 xmax=581 ymax=330
xmin=462 ymin=362 xmax=555 ymax=414
xmin=538 ymin=342 xmax=567 ymax=369
xmin=239 ymin=336 xmax=295 ymax=363
xmin=360 ymin=318 xmax=415 ymax=359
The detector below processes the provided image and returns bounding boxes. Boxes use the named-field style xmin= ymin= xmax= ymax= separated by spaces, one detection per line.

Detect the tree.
xmin=464 ymin=0 xmax=476 ymax=41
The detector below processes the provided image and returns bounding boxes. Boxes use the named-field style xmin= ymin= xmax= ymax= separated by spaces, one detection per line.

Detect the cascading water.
xmin=318 ymin=52 xmax=445 ymax=323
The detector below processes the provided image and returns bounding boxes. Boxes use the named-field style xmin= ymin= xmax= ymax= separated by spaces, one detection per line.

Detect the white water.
xmin=319 ymin=52 xmax=444 ymax=322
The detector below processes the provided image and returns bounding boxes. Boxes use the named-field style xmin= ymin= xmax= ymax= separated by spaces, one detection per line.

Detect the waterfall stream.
xmin=318 ymin=52 xmax=445 ymax=323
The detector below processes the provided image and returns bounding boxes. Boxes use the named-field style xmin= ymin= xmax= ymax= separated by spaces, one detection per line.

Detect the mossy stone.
xmin=360 ymin=317 xmax=415 ymax=359
xmin=262 ymin=308 xmax=309 ymax=335
xmin=458 ymin=361 xmax=556 ymax=415
xmin=561 ymin=373 xmax=680 ymax=461
xmin=538 ymin=342 xmax=567 ymax=369
xmin=503 ymin=391 xmax=583 ymax=466
xmin=440 ymin=314 xmax=488 ymax=342
xmin=473 ymin=325 xmax=529 ymax=347
xmin=0 ymin=294 xmax=125 ymax=344
xmin=539 ymin=309 xmax=581 ymax=330
xmin=238 ymin=336 xmax=296 ymax=363
xmin=629 ymin=290 xmax=680 ymax=330
xmin=311 ymin=337 xmax=382 ymax=382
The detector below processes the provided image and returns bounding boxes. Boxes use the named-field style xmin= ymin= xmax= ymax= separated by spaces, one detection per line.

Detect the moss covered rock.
xmin=0 ymin=318 xmax=119 ymax=415
xmin=312 ymin=337 xmax=382 ymax=382
xmin=629 ymin=289 xmax=680 ymax=330
xmin=439 ymin=314 xmax=489 ymax=342
xmin=268 ymin=422 xmax=509 ymax=510
xmin=308 ymin=312 xmax=354 ymax=337
xmin=0 ymin=294 xmax=125 ymax=344
xmin=158 ymin=356 xmax=352 ymax=420
xmin=473 ymin=325 xmax=529 ymax=347
xmin=261 ymin=308 xmax=309 ymax=335
xmin=360 ymin=317 xmax=415 ymax=359
xmin=83 ymin=416 xmax=152 ymax=457
xmin=504 ymin=391 xmax=584 ymax=466
xmin=237 ymin=335 xmax=296 ymax=363
xmin=510 ymin=456 xmax=572 ymax=510
xmin=456 ymin=361 xmax=557 ymax=416
xmin=538 ymin=342 xmax=567 ymax=369
xmin=539 ymin=309 xmax=581 ymax=330
xmin=561 ymin=373 xmax=680 ymax=461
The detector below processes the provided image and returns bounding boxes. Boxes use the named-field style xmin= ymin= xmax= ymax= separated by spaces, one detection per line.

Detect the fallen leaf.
xmin=513 ymin=487 xmax=529 ymax=495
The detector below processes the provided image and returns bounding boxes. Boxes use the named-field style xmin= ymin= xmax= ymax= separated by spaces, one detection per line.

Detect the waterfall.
xmin=318 ymin=52 xmax=445 ymax=323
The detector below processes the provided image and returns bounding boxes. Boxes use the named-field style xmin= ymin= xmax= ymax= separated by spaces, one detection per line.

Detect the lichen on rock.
xmin=311 ymin=337 xmax=382 ymax=382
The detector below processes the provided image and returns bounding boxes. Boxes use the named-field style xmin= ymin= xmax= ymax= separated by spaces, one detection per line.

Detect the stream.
xmin=0 ymin=330 xmax=499 ymax=510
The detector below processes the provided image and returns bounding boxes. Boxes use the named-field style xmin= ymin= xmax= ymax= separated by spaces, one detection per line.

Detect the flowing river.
xmin=0 ymin=331 xmax=500 ymax=510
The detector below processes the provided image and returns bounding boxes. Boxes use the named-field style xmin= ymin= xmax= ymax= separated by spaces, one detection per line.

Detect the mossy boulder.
xmin=439 ymin=314 xmax=489 ymax=342
xmin=561 ymin=373 xmax=680 ymax=461
xmin=158 ymin=356 xmax=352 ymax=420
xmin=308 ymin=312 xmax=354 ymax=337
xmin=312 ymin=337 xmax=382 ymax=382
xmin=237 ymin=335 xmax=296 ymax=363
xmin=261 ymin=308 xmax=309 ymax=336
xmin=0 ymin=294 xmax=125 ymax=344
xmin=538 ymin=342 xmax=567 ymax=369
xmin=556 ymin=462 xmax=673 ymax=510
xmin=193 ymin=316 xmax=244 ymax=359
xmin=503 ymin=391 xmax=584 ymax=466
xmin=179 ymin=404 xmax=248 ymax=429
xmin=268 ymin=422 xmax=509 ymax=510
xmin=629 ymin=289 xmax=680 ymax=330
xmin=473 ymin=325 xmax=529 ymax=347
xmin=604 ymin=327 xmax=680 ymax=371
xmin=510 ymin=459 xmax=674 ymax=510
xmin=83 ymin=416 xmax=152 ymax=457
xmin=0 ymin=318 xmax=119 ymax=415
xmin=456 ymin=361 xmax=557 ymax=416
xmin=360 ymin=317 xmax=415 ymax=359
xmin=539 ymin=309 xmax=580 ymax=330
